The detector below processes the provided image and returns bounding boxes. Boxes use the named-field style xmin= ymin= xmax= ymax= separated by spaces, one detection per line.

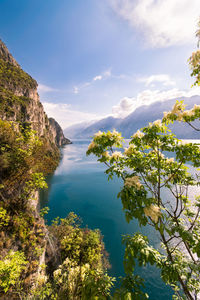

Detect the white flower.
xmin=112 ymin=129 xmax=119 ymax=136
xmin=163 ymin=111 xmax=170 ymax=119
xmin=153 ymin=119 xmax=162 ymax=127
xmin=182 ymin=110 xmax=194 ymax=117
xmin=94 ymin=130 xmax=103 ymax=137
xmin=152 ymin=150 xmax=164 ymax=158
xmin=37 ymin=274 xmax=47 ymax=285
xmin=102 ymin=151 xmax=110 ymax=159
xmin=132 ymin=130 xmax=144 ymax=139
xmin=54 ymin=269 xmax=62 ymax=278
xmin=124 ymin=145 xmax=136 ymax=156
xmin=111 ymin=151 xmax=123 ymax=160
xmin=193 ymin=104 xmax=200 ymax=112
xmin=171 ymin=102 xmax=183 ymax=114
xmin=125 ymin=176 xmax=142 ymax=189
xmin=166 ymin=157 xmax=174 ymax=163
xmin=144 ymin=205 xmax=161 ymax=223
xmin=88 ymin=141 xmax=97 ymax=151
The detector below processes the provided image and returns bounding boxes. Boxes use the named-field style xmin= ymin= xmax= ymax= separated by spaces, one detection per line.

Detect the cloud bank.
xmin=138 ymin=74 xmax=176 ymax=87
xmin=112 ymin=87 xmax=200 ymax=118
xmin=110 ymin=0 xmax=200 ymax=47
xmin=42 ymin=102 xmax=102 ymax=129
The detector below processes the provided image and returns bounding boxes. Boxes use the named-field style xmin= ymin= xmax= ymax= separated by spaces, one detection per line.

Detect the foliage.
xmin=39 ymin=206 xmax=50 ymax=217
xmin=0 ymin=207 xmax=10 ymax=228
xmin=114 ymin=274 xmax=148 ymax=300
xmin=47 ymin=212 xmax=115 ymax=299
xmin=0 ymin=87 xmax=31 ymax=119
xmin=0 ymin=120 xmax=59 ymax=203
xmin=87 ymin=24 xmax=200 ymax=298
xmin=87 ymin=122 xmax=200 ymax=299
xmin=0 ymin=251 xmax=27 ymax=293
xmin=0 ymin=58 xmax=37 ymax=92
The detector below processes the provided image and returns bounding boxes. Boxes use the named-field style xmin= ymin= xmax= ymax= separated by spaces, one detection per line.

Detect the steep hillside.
xmin=0 ymin=40 xmax=112 ymax=300
xmin=0 ymin=39 xmax=70 ymax=147
xmin=0 ymin=40 xmax=70 ymax=297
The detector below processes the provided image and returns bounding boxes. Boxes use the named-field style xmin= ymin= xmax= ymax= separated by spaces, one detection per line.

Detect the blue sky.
xmin=0 ymin=0 xmax=200 ymax=128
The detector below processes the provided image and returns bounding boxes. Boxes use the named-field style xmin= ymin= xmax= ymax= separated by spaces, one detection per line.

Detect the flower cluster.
xmin=144 ymin=205 xmax=161 ymax=223
xmin=153 ymin=119 xmax=162 ymax=128
xmin=124 ymin=145 xmax=137 ymax=156
xmin=132 ymin=130 xmax=144 ymax=139
xmin=94 ymin=130 xmax=103 ymax=138
xmin=53 ymin=258 xmax=90 ymax=292
xmin=102 ymin=151 xmax=110 ymax=159
xmin=166 ymin=157 xmax=174 ymax=164
xmin=111 ymin=151 xmax=123 ymax=160
xmin=88 ymin=141 xmax=97 ymax=151
xmin=162 ymin=101 xmax=200 ymax=123
xmin=189 ymin=50 xmax=200 ymax=85
xmin=36 ymin=274 xmax=48 ymax=286
xmin=189 ymin=50 xmax=200 ymax=67
xmin=125 ymin=176 xmax=142 ymax=189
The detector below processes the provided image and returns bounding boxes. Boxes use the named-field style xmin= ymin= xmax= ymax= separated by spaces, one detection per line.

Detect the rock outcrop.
xmin=0 ymin=39 xmax=70 ymax=296
xmin=0 ymin=39 xmax=19 ymax=67
xmin=49 ymin=117 xmax=71 ymax=146
xmin=0 ymin=39 xmax=70 ymax=147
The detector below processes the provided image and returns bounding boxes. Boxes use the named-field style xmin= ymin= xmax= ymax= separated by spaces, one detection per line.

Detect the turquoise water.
xmin=40 ymin=140 xmax=173 ymax=299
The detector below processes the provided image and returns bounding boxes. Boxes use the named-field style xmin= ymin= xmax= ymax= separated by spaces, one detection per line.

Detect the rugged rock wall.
xmin=0 ymin=39 xmax=70 ymax=297
xmin=49 ymin=117 xmax=71 ymax=146
xmin=0 ymin=39 xmax=70 ymax=147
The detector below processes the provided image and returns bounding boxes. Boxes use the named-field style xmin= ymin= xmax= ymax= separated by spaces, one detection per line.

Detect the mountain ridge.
xmin=64 ymin=95 xmax=200 ymax=139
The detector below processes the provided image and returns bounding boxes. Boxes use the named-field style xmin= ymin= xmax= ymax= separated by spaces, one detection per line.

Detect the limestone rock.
xmin=0 ymin=39 xmax=71 ymax=147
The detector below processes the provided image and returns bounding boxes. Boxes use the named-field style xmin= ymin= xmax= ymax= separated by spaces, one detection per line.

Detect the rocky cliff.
xmin=49 ymin=117 xmax=71 ymax=146
xmin=0 ymin=40 xmax=70 ymax=298
xmin=0 ymin=39 xmax=70 ymax=147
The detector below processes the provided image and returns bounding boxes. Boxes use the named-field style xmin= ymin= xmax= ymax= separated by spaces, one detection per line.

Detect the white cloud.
xmin=112 ymin=87 xmax=200 ymax=118
xmin=42 ymin=102 xmax=103 ymax=129
xmin=93 ymin=70 xmax=111 ymax=82
xmin=73 ymin=69 xmax=112 ymax=94
xmin=110 ymin=0 xmax=199 ymax=47
xmin=73 ymin=86 xmax=79 ymax=94
xmin=138 ymin=74 xmax=176 ymax=87
xmin=38 ymin=83 xmax=57 ymax=93
xmin=93 ymin=75 xmax=103 ymax=81
xmin=112 ymin=97 xmax=136 ymax=118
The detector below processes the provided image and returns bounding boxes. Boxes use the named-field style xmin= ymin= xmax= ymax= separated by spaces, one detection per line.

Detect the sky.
xmin=0 ymin=0 xmax=200 ymax=128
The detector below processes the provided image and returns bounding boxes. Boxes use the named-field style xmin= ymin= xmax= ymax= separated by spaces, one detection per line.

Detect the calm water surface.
xmin=40 ymin=140 xmax=174 ymax=299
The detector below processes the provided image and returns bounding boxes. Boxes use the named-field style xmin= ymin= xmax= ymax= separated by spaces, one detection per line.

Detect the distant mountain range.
xmin=64 ymin=95 xmax=200 ymax=139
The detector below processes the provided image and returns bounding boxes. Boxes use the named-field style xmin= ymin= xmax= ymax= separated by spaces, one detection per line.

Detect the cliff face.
xmin=49 ymin=117 xmax=71 ymax=146
xmin=0 ymin=39 xmax=70 ymax=147
xmin=0 ymin=40 xmax=70 ymax=296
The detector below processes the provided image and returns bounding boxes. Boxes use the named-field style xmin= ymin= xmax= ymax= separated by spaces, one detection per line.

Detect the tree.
xmin=86 ymin=23 xmax=200 ymax=299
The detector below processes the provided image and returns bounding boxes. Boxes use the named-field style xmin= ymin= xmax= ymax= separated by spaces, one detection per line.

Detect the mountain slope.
xmin=0 ymin=39 xmax=71 ymax=295
xmin=0 ymin=39 xmax=70 ymax=147
xmin=65 ymin=95 xmax=200 ymax=139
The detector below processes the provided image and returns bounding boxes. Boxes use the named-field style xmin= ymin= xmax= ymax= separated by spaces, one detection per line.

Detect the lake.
xmin=40 ymin=139 xmax=175 ymax=299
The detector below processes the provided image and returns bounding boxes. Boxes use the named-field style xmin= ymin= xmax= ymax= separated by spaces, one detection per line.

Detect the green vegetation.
xmin=86 ymin=28 xmax=200 ymax=299
xmin=0 ymin=120 xmax=56 ymax=298
xmin=87 ymin=108 xmax=200 ymax=299
xmin=0 ymin=40 xmax=114 ymax=300
xmin=32 ymin=213 xmax=114 ymax=300
xmin=0 ymin=58 xmax=37 ymax=92
xmin=0 ymin=118 xmax=113 ymax=299
xmin=0 ymin=87 xmax=31 ymax=119
xmin=1 ymin=20 xmax=200 ymax=300
xmin=0 ymin=251 xmax=27 ymax=293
